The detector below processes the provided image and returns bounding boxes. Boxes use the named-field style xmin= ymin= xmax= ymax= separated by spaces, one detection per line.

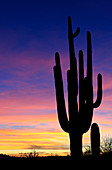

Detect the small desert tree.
xmin=101 ymin=136 xmax=112 ymax=153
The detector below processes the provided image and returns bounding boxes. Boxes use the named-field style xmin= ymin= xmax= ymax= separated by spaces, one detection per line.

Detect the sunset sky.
xmin=0 ymin=0 xmax=112 ymax=156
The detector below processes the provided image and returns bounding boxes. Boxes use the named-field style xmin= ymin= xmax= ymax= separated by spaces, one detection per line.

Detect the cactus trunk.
xmin=69 ymin=130 xmax=82 ymax=158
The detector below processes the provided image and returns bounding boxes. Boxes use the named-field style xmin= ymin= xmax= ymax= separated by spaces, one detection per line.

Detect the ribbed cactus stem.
xmin=91 ymin=123 xmax=100 ymax=157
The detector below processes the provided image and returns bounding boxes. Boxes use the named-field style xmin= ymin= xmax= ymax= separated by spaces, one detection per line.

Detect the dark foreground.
xmin=0 ymin=153 xmax=112 ymax=166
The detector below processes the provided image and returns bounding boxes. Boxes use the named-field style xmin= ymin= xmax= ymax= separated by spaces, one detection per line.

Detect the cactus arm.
xmin=53 ymin=52 xmax=69 ymax=133
xmin=68 ymin=16 xmax=75 ymax=70
xmin=73 ymin=27 xmax=80 ymax=38
xmin=79 ymin=50 xmax=84 ymax=81
xmin=93 ymin=74 xmax=102 ymax=108
xmin=79 ymin=50 xmax=85 ymax=109
xmin=68 ymin=16 xmax=80 ymax=71
xmin=68 ymin=16 xmax=79 ymax=96
xmin=79 ymin=50 xmax=87 ymax=132
xmin=83 ymin=31 xmax=93 ymax=133
xmin=68 ymin=16 xmax=79 ymax=122
xmin=86 ymin=31 xmax=93 ymax=105
xmin=87 ymin=31 xmax=92 ymax=85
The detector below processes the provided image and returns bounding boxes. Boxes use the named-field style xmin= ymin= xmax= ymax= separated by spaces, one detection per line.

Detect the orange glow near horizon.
xmin=0 ymin=111 xmax=111 ymax=156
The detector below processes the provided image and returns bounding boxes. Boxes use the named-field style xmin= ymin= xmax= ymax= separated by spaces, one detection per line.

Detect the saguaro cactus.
xmin=91 ymin=123 xmax=100 ymax=157
xmin=53 ymin=16 xmax=102 ymax=158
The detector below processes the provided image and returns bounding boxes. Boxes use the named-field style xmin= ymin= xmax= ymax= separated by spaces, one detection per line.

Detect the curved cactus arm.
xmin=73 ymin=27 xmax=80 ymax=38
xmin=53 ymin=52 xmax=69 ymax=133
xmin=93 ymin=74 xmax=102 ymax=108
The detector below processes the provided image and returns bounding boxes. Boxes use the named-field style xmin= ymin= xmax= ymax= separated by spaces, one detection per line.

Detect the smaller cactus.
xmin=91 ymin=123 xmax=100 ymax=157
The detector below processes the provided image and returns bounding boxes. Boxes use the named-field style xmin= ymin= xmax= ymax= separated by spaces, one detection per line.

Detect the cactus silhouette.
xmin=53 ymin=16 xmax=102 ymax=159
xmin=91 ymin=123 xmax=100 ymax=157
